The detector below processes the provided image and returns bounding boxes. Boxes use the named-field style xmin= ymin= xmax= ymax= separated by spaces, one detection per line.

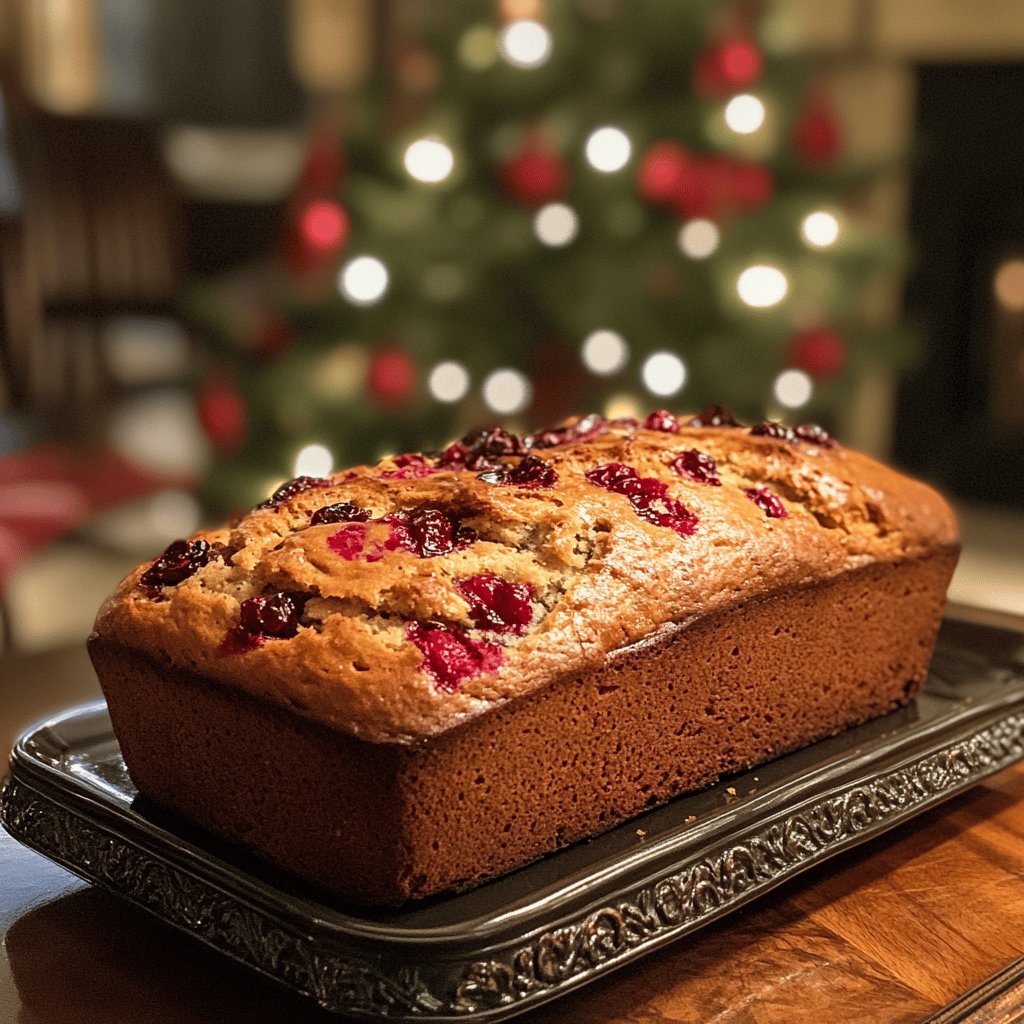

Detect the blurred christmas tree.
xmin=196 ymin=0 xmax=914 ymax=512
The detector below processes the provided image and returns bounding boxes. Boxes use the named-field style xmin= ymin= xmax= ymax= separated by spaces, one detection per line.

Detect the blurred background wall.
xmin=0 ymin=0 xmax=1022 ymax=658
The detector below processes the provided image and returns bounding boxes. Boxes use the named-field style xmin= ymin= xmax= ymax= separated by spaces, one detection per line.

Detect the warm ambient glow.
xmin=581 ymin=330 xmax=629 ymax=375
xmin=773 ymin=368 xmax=813 ymax=408
xmin=724 ymin=93 xmax=766 ymax=135
xmin=497 ymin=19 xmax=552 ymax=68
xmin=994 ymin=259 xmax=1024 ymax=311
xmin=678 ymin=218 xmax=720 ymax=259
xmin=737 ymin=264 xmax=788 ymax=308
xmin=585 ymin=126 xmax=632 ymax=173
xmin=300 ymin=200 xmax=348 ymax=250
xmin=428 ymin=361 xmax=471 ymax=403
xmin=641 ymin=351 xmax=687 ymax=397
xmin=482 ymin=367 xmax=532 ymax=413
xmin=403 ymin=136 xmax=455 ymax=183
xmin=338 ymin=255 xmax=389 ymax=305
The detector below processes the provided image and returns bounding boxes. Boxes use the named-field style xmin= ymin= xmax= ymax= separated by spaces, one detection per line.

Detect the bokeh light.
xmin=293 ymin=443 xmax=333 ymax=477
xmin=428 ymin=361 xmax=471 ymax=403
xmin=724 ymin=94 xmax=766 ymax=135
xmin=585 ymin=126 xmax=632 ymax=173
xmin=482 ymin=367 xmax=532 ymax=413
xmin=581 ymin=330 xmax=629 ymax=375
xmin=737 ymin=264 xmax=788 ymax=307
xmin=773 ymin=369 xmax=813 ymax=408
xmin=533 ymin=203 xmax=579 ymax=246
xmin=338 ymin=255 xmax=389 ymax=305
xmin=404 ymin=136 xmax=455 ymax=183
xmin=994 ymin=259 xmax=1024 ymax=311
xmin=801 ymin=210 xmax=841 ymax=248
xmin=641 ymin=351 xmax=687 ymax=396
xmin=300 ymin=200 xmax=348 ymax=250
xmin=498 ymin=19 xmax=553 ymax=69
xmin=677 ymin=218 xmax=720 ymax=259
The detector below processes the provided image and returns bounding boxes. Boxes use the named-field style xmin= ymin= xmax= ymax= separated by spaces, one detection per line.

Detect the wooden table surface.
xmin=3 ymin=608 xmax=1024 ymax=1024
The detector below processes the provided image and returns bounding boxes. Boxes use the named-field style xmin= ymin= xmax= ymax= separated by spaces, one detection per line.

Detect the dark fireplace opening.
xmin=897 ymin=63 xmax=1024 ymax=509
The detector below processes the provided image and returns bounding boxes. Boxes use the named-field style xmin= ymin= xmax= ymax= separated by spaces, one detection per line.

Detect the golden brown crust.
xmin=92 ymin=418 xmax=959 ymax=744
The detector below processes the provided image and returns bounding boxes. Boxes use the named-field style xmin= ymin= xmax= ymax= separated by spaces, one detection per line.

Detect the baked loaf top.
xmin=93 ymin=409 xmax=959 ymax=745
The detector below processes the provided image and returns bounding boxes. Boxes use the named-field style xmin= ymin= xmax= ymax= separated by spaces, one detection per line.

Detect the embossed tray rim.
xmin=3 ymin=613 xmax=1024 ymax=1021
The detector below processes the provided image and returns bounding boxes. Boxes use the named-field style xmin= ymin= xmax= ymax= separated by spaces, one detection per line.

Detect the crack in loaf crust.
xmin=89 ymin=411 xmax=960 ymax=903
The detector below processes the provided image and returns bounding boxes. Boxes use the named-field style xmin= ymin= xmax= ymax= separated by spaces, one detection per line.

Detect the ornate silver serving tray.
xmin=3 ymin=615 xmax=1024 ymax=1021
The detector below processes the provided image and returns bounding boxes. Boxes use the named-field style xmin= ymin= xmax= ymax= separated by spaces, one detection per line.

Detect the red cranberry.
xmin=750 ymin=422 xmax=796 ymax=442
xmin=328 ymin=523 xmax=387 ymax=561
xmin=139 ymin=539 xmax=210 ymax=590
xmin=685 ymin=405 xmax=741 ymax=428
xmin=379 ymin=454 xmax=442 ymax=479
xmin=393 ymin=453 xmax=427 ymax=468
xmin=586 ymin=463 xmax=699 ymax=536
xmin=670 ymin=449 xmax=721 ymax=486
xmin=794 ymin=423 xmax=837 ymax=448
xmin=438 ymin=442 xmax=471 ymax=467
xmin=396 ymin=507 xmax=477 ymax=558
xmin=644 ymin=409 xmax=681 ymax=433
xmin=238 ymin=591 xmax=306 ymax=638
xmin=256 ymin=475 xmax=331 ymax=510
xmin=219 ymin=626 xmax=266 ymax=655
xmin=478 ymin=454 xmax=558 ymax=489
xmin=458 ymin=574 xmax=534 ymax=634
xmin=310 ymin=501 xmax=371 ymax=526
xmin=746 ymin=486 xmax=788 ymax=519
xmin=524 ymin=413 xmax=606 ymax=450
xmin=406 ymin=621 xmax=504 ymax=693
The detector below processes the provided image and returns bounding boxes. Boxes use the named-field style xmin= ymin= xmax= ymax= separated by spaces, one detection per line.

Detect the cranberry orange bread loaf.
xmin=89 ymin=409 xmax=959 ymax=905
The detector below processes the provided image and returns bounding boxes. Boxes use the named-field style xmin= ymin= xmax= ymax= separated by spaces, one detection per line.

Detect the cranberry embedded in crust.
xmin=139 ymin=539 xmax=211 ymax=591
xmin=328 ymin=509 xmax=476 ymax=561
xmin=458 ymin=574 xmax=534 ymax=634
xmin=310 ymin=501 xmax=371 ymax=526
xmin=749 ymin=422 xmax=796 ymax=442
xmin=585 ymin=463 xmax=699 ymax=536
xmin=256 ymin=475 xmax=331 ymax=510
xmin=746 ymin=486 xmax=788 ymax=519
xmin=406 ymin=621 xmax=504 ymax=693
xmin=684 ymin=405 xmax=741 ymax=428
xmin=643 ymin=409 xmax=681 ymax=433
xmin=239 ymin=591 xmax=306 ymax=637
xmin=478 ymin=454 xmax=558 ymax=489
xmin=524 ymin=413 xmax=606 ymax=450
xmin=670 ymin=449 xmax=722 ymax=486
xmin=793 ymin=423 xmax=837 ymax=448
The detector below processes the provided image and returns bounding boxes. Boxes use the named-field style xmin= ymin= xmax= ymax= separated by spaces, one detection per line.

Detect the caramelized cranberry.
xmin=310 ymin=501 xmax=371 ymax=526
xmin=398 ymin=507 xmax=477 ymax=558
xmin=458 ymin=575 xmax=534 ymax=634
xmin=406 ymin=621 xmax=504 ymax=693
xmin=256 ymin=475 xmax=331 ymax=510
xmin=749 ymin=422 xmax=796 ymax=442
xmin=794 ymin=423 xmax=837 ymax=448
xmin=746 ymin=486 xmax=788 ymax=519
xmin=670 ymin=449 xmax=721 ymax=486
xmin=524 ymin=413 xmax=606 ymax=450
xmin=644 ymin=409 xmax=681 ymax=433
xmin=139 ymin=539 xmax=210 ymax=590
xmin=685 ymin=405 xmax=741 ymax=428
xmin=238 ymin=591 xmax=306 ymax=638
xmin=438 ymin=441 xmax=470 ymax=467
xmin=393 ymin=453 xmax=427 ymax=468
xmin=478 ymin=454 xmax=558 ymax=489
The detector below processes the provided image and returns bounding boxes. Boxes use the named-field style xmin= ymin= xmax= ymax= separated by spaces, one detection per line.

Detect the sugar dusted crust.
xmin=92 ymin=413 xmax=959 ymax=745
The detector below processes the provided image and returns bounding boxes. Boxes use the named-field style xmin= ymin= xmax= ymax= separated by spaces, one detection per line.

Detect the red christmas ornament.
xmin=500 ymin=145 xmax=568 ymax=207
xmin=299 ymin=199 xmax=350 ymax=252
xmin=793 ymin=97 xmax=843 ymax=166
xmin=787 ymin=328 xmax=847 ymax=379
xmin=729 ymin=159 xmax=775 ymax=210
xmin=367 ymin=348 xmax=417 ymax=406
xmin=693 ymin=37 xmax=763 ymax=98
xmin=637 ymin=141 xmax=690 ymax=204
xmin=198 ymin=380 xmax=248 ymax=452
